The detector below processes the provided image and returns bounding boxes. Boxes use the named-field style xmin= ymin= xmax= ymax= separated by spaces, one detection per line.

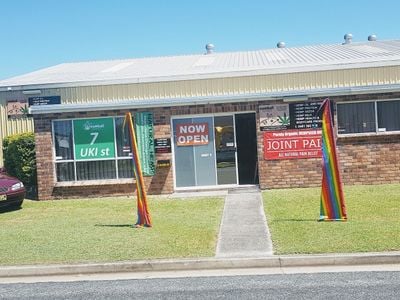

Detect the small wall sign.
xmin=157 ymin=160 xmax=171 ymax=168
xmin=154 ymin=138 xmax=171 ymax=153
xmin=28 ymin=96 xmax=61 ymax=106
xmin=259 ymin=101 xmax=324 ymax=131
xmin=288 ymin=101 xmax=323 ymax=130
xmin=259 ymin=104 xmax=290 ymax=131
xmin=7 ymin=100 xmax=29 ymax=118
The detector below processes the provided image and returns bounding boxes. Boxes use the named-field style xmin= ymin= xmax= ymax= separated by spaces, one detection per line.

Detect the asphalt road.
xmin=0 ymin=271 xmax=399 ymax=299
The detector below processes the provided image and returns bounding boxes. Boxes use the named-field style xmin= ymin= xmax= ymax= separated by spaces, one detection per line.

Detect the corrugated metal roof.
xmin=2 ymin=40 xmax=400 ymax=89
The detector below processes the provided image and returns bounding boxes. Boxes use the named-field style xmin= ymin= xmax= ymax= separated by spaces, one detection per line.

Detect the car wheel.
xmin=10 ymin=200 xmax=23 ymax=209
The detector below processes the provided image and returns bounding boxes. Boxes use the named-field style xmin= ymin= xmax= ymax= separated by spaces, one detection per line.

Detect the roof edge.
xmin=3 ymin=60 xmax=400 ymax=92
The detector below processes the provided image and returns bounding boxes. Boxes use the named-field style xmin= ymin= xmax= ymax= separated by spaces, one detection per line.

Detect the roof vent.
xmin=277 ymin=41 xmax=286 ymax=48
xmin=205 ymin=43 xmax=215 ymax=54
xmin=368 ymin=34 xmax=377 ymax=41
xmin=343 ymin=33 xmax=353 ymax=44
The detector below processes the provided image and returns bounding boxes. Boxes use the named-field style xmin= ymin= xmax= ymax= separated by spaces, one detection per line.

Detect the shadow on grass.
xmin=0 ymin=206 xmax=22 ymax=214
xmin=273 ymin=218 xmax=317 ymax=222
xmin=95 ymin=224 xmax=135 ymax=228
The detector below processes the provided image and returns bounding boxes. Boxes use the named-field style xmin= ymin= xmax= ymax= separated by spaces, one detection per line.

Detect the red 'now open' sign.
xmin=175 ymin=123 xmax=209 ymax=146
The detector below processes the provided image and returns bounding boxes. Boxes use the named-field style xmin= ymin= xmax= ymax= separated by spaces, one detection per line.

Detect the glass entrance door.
xmin=214 ymin=115 xmax=238 ymax=185
xmin=173 ymin=116 xmax=217 ymax=187
xmin=172 ymin=115 xmax=239 ymax=188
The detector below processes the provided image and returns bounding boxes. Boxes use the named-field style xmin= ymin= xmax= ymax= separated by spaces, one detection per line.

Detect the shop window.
xmin=76 ymin=160 xmax=116 ymax=181
xmin=115 ymin=117 xmax=133 ymax=157
xmin=377 ymin=100 xmax=400 ymax=132
xmin=337 ymin=100 xmax=400 ymax=135
xmin=54 ymin=120 xmax=74 ymax=160
xmin=337 ymin=102 xmax=375 ymax=134
xmin=118 ymin=159 xmax=134 ymax=178
xmin=56 ymin=162 xmax=75 ymax=182
xmin=53 ymin=116 xmax=134 ymax=182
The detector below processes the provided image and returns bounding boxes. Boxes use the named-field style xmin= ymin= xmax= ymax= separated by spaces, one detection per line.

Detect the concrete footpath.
xmin=216 ymin=187 xmax=272 ymax=258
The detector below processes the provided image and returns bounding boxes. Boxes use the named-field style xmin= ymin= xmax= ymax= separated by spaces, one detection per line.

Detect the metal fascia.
xmin=29 ymin=84 xmax=400 ymax=115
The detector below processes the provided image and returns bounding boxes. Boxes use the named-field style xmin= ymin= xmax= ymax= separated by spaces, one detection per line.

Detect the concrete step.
xmin=228 ymin=185 xmax=260 ymax=194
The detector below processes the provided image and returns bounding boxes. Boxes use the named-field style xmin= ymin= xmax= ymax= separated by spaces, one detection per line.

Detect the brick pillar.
xmin=150 ymin=114 xmax=174 ymax=194
xmin=34 ymin=117 xmax=54 ymax=200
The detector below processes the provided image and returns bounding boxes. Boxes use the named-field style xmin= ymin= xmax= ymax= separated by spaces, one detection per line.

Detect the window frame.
xmin=52 ymin=116 xmax=134 ymax=183
xmin=336 ymin=98 xmax=400 ymax=137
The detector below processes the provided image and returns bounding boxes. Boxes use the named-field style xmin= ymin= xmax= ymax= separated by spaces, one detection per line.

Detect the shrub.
xmin=3 ymin=132 xmax=37 ymax=189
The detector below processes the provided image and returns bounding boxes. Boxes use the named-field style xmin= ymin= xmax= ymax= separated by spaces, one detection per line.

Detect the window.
xmin=53 ymin=121 xmax=74 ymax=181
xmin=337 ymin=100 xmax=400 ymax=135
xmin=377 ymin=101 xmax=400 ymax=132
xmin=53 ymin=117 xmax=134 ymax=182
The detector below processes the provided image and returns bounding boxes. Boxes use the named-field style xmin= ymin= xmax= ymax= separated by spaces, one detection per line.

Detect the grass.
xmin=263 ymin=184 xmax=400 ymax=255
xmin=0 ymin=196 xmax=224 ymax=266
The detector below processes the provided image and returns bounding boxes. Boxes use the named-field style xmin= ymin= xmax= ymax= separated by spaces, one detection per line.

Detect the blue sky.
xmin=1 ymin=0 xmax=399 ymax=80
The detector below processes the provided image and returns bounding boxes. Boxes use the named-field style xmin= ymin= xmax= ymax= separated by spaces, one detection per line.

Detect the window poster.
xmin=73 ymin=118 xmax=115 ymax=160
xmin=175 ymin=123 xmax=209 ymax=146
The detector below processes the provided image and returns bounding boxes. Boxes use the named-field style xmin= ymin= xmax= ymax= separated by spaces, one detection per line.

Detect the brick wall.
xmin=34 ymin=92 xmax=400 ymax=200
xmin=258 ymin=93 xmax=400 ymax=189
xmin=34 ymin=102 xmax=263 ymax=200
xmin=34 ymin=109 xmax=176 ymax=200
xmin=258 ymin=135 xmax=400 ymax=189
xmin=35 ymin=116 xmax=55 ymax=200
xmin=339 ymin=135 xmax=400 ymax=185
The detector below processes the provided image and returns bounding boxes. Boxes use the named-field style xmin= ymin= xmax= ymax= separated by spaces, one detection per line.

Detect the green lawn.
xmin=263 ymin=184 xmax=400 ymax=255
xmin=0 ymin=196 xmax=224 ymax=266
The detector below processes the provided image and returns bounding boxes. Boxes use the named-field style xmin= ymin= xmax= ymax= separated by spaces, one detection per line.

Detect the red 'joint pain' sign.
xmin=264 ymin=129 xmax=322 ymax=160
xmin=176 ymin=123 xmax=209 ymax=146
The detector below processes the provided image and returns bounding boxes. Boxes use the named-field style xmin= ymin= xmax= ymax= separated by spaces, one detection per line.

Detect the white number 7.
xmin=90 ymin=132 xmax=99 ymax=145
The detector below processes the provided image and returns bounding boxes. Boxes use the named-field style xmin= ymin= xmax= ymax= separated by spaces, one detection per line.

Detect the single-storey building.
xmin=0 ymin=37 xmax=399 ymax=200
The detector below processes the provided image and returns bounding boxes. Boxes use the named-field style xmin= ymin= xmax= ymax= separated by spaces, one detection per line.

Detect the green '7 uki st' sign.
xmin=73 ymin=118 xmax=115 ymax=160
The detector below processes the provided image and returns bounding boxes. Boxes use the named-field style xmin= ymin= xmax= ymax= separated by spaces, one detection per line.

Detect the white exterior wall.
xmin=56 ymin=66 xmax=400 ymax=104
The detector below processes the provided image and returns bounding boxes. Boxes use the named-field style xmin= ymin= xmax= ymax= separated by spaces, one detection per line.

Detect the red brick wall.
xmin=35 ymin=116 xmax=55 ymax=200
xmin=34 ymin=109 xmax=176 ymax=200
xmin=258 ymin=135 xmax=400 ymax=189
xmin=339 ymin=135 xmax=400 ymax=185
xmin=258 ymin=93 xmax=400 ymax=189
xmin=34 ymin=92 xmax=400 ymax=200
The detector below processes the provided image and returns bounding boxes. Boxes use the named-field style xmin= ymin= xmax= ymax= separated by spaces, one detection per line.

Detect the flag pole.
xmin=125 ymin=112 xmax=152 ymax=227
xmin=318 ymin=98 xmax=347 ymax=221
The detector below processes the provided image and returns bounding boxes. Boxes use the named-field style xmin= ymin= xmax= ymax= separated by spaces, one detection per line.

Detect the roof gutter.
xmin=29 ymin=83 xmax=400 ymax=115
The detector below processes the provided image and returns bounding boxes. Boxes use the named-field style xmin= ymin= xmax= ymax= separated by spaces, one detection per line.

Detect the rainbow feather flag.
xmin=318 ymin=98 xmax=347 ymax=221
xmin=124 ymin=112 xmax=152 ymax=227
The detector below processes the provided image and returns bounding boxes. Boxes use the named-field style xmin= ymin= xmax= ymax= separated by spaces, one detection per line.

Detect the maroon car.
xmin=0 ymin=169 xmax=26 ymax=209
